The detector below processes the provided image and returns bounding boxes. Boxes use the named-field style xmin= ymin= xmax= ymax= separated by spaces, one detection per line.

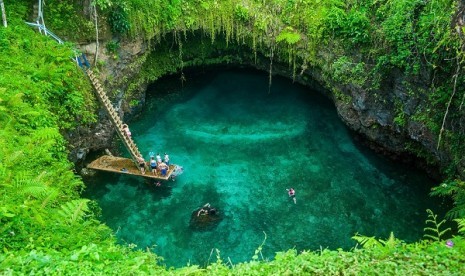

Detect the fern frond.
xmin=445 ymin=206 xmax=465 ymax=220
xmin=58 ymin=199 xmax=90 ymax=225
xmin=423 ymin=226 xmax=437 ymax=232
xmin=4 ymin=150 xmax=24 ymax=165
xmin=31 ymin=127 xmax=60 ymax=142
xmin=36 ymin=171 xmax=48 ymax=181
xmin=0 ymin=165 xmax=11 ymax=183
xmin=20 ymin=183 xmax=48 ymax=199
xmin=423 ymin=234 xmax=440 ymax=241
xmin=436 ymin=220 xmax=446 ymax=228
xmin=438 ymin=228 xmax=451 ymax=238
xmin=380 ymin=232 xmax=399 ymax=249
xmin=425 ymin=219 xmax=435 ymax=224
xmin=6 ymin=93 xmax=25 ymax=108
xmin=13 ymin=175 xmax=49 ymax=200
xmin=32 ymin=208 xmax=46 ymax=226
xmin=423 ymin=209 xmax=451 ymax=241
xmin=455 ymin=218 xmax=465 ymax=234
xmin=352 ymin=234 xmax=382 ymax=249
xmin=41 ymin=188 xmax=60 ymax=208
xmin=94 ymin=223 xmax=112 ymax=239
xmin=430 ymin=182 xmax=456 ymax=197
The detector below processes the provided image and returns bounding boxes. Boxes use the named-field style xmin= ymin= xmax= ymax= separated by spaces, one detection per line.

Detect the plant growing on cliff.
xmin=331 ymin=56 xmax=367 ymax=86
xmin=108 ymin=4 xmax=130 ymax=34
xmin=423 ymin=209 xmax=451 ymax=241
xmin=352 ymin=232 xmax=403 ymax=257
xmin=431 ymin=180 xmax=465 ymax=219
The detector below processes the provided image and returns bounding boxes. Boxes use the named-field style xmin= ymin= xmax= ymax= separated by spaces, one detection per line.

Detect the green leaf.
xmin=58 ymin=199 xmax=90 ymax=225
xmin=276 ymin=27 xmax=301 ymax=45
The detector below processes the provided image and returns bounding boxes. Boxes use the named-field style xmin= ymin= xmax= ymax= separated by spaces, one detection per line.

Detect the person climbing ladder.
xmin=122 ymin=124 xmax=131 ymax=138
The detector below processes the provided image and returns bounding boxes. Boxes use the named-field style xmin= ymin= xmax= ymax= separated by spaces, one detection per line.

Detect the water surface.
xmin=83 ymin=68 xmax=447 ymax=268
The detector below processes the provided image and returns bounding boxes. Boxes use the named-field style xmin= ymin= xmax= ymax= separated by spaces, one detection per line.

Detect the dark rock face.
xmin=320 ymin=68 xmax=452 ymax=179
xmin=258 ymin=59 xmax=449 ymax=179
xmin=65 ymin=117 xmax=114 ymax=164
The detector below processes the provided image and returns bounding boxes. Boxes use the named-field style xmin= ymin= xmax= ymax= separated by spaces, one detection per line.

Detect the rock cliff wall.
xmin=73 ymin=30 xmax=462 ymax=180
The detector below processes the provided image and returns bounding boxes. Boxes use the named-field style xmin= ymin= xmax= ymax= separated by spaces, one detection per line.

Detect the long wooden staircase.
xmin=85 ymin=69 xmax=143 ymax=165
xmin=25 ymin=0 xmax=181 ymax=181
xmin=85 ymin=69 xmax=178 ymax=180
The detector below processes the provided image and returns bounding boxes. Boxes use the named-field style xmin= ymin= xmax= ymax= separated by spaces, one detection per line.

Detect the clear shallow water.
xmin=83 ymin=68 xmax=448 ymax=268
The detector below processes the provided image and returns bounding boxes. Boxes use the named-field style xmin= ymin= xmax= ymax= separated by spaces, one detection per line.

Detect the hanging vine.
xmin=176 ymin=30 xmax=185 ymax=87
xmin=268 ymin=42 xmax=274 ymax=94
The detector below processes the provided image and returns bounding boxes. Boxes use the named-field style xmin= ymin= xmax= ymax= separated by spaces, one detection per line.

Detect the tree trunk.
xmin=0 ymin=0 xmax=7 ymax=28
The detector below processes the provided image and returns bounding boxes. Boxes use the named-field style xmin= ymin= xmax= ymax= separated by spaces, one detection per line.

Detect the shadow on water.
xmin=82 ymin=67 xmax=452 ymax=268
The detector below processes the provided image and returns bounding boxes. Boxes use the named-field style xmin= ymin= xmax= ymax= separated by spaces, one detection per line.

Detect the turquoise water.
xmin=83 ymin=68 xmax=448 ymax=268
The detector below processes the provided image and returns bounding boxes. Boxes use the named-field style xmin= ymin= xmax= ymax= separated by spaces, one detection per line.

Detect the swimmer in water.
xmin=287 ymin=188 xmax=296 ymax=204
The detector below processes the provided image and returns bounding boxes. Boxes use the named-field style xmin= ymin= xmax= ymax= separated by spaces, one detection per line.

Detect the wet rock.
xmin=76 ymin=148 xmax=88 ymax=160
xmin=80 ymin=168 xmax=96 ymax=177
xmin=65 ymin=118 xmax=115 ymax=164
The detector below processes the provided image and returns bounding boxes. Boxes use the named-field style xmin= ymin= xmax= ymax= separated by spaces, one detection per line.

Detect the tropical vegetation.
xmin=1 ymin=0 xmax=465 ymax=274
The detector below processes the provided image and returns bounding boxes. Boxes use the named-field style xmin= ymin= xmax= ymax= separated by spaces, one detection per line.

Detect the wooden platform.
xmin=87 ymin=155 xmax=175 ymax=180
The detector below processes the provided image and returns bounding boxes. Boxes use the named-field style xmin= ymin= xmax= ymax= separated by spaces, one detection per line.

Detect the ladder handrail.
xmin=86 ymin=69 xmax=145 ymax=168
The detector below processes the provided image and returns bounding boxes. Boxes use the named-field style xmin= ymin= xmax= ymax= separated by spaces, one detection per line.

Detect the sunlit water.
xmin=83 ymin=68 xmax=448 ymax=268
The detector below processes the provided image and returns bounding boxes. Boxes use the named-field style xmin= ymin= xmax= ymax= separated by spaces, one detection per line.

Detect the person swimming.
xmin=287 ymin=188 xmax=296 ymax=204
xmin=196 ymin=203 xmax=213 ymax=216
xmin=190 ymin=203 xmax=222 ymax=231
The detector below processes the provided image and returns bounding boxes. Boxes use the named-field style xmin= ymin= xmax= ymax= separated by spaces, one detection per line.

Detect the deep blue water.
xmin=83 ymin=68 xmax=448 ymax=268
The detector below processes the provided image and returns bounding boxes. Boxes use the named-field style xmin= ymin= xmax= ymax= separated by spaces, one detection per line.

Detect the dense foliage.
xmin=1 ymin=0 xmax=465 ymax=274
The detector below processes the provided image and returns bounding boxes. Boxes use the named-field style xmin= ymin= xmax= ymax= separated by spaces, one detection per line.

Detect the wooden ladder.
xmin=86 ymin=69 xmax=144 ymax=166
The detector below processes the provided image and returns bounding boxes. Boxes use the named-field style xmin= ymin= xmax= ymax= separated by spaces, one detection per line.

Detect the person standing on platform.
xmin=138 ymin=156 xmax=146 ymax=175
xmin=164 ymin=153 xmax=170 ymax=165
xmin=159 ymin=162 xmax=168 ymax=176
xmin=149 ymin=156 xmax=157 ymax=175
xmin=156 ymin=153 xmax=162 ymax=163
